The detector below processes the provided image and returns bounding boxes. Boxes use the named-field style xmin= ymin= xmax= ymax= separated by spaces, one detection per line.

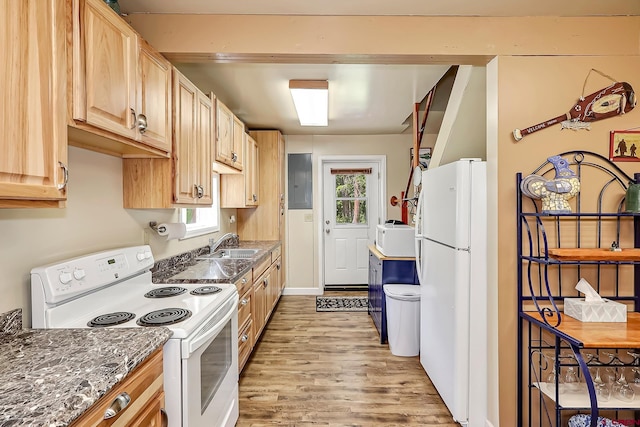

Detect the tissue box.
xmin=564 ymin=298 xmax=627 ymax=322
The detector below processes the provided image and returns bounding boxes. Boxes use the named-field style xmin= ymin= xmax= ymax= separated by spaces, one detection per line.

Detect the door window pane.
xmin=335 ymin=174 xmax=367 ymax=198
xmin=334 ymin=173 xmax=368 ymax=225
xmin=336 ymin=199 xmax=367 ymax=224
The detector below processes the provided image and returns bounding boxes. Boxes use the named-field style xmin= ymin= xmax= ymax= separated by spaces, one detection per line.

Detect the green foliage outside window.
xmin=335 ymin=174 xmax=368 ymax=224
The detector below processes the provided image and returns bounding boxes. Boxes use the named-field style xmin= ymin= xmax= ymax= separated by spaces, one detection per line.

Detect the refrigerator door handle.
xmin=414 ymin=188 xmax=425 ymax=283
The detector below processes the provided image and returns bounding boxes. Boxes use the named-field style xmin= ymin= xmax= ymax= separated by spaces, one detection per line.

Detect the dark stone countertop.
xmin=0 ymin=309 xmax=172 ymax=427
xmin=153 ymin=240 xmax=281 ymax=284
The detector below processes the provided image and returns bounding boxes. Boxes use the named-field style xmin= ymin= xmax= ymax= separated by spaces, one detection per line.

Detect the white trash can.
xmin=383 ymin=284 xmax=420 ymax=357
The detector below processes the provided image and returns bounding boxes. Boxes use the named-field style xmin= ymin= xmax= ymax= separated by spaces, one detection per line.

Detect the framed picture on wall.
xmin=610 ymin=130 xmax=640 ymax=162
xmin=410 ymin=147 xmax=432 ymax=168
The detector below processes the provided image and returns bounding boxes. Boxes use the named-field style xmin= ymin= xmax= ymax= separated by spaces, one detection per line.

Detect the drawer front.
xmin=238 ymin=287 xmax=252 ymax=328
xmin=235 ymin=270 xmax=253 ymax=295
xmin=71 ymin=349 xmax=164 ymax=427
xmin=238 ymin=319 xmax=253 ymax=373
xmin=253 ymin=257 xmax=270 ymax=281
xmin=271 ymin=246 xmax=282 ymax=264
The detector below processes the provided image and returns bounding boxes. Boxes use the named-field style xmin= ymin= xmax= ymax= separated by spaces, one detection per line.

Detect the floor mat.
xmin=316 ymin=296 xmax=368 ymax=312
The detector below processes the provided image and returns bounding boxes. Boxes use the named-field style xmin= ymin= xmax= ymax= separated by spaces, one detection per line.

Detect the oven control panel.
xmin=31 ymin=245 xmax=155 ymax=305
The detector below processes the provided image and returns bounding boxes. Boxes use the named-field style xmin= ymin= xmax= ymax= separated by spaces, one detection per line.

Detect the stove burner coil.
xmin=190 ymin=286 xmax=222 ymax=296
xmin=144 ymin=286 xmax=187 ymax=298
xmin=137 ymin=308 xmax=192 ymax=327
xmin=87 ymin=312 xmax=135 ymax=327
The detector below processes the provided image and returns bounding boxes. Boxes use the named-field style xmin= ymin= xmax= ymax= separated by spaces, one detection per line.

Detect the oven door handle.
xmin=181 ymin=295 xmax=238 ymax=357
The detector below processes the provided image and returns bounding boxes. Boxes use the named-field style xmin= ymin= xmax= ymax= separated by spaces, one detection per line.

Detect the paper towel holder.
xmin=149 ymin=221 xmax=166 ymax=234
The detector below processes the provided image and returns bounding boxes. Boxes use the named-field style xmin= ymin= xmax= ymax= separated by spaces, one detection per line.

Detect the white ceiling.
xmin=119 ymin=0 xmax=640 ymax=136
xmin=176 ymin=62 xmax=450 ymax=135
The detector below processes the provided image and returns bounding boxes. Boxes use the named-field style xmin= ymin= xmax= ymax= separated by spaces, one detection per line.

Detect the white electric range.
xmin=30 ymin=245 xmax=239 ymax=427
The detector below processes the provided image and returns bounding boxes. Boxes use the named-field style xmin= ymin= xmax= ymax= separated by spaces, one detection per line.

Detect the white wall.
xmin=284 ymin=133 xmax=418 ymax=292
xmin=3 ymin=134 xmax=416 ymax=316
xmin=430 ymin=66 xmax=487 ymax=168
xmin=0 ymin=146 xmax=237 ymax=324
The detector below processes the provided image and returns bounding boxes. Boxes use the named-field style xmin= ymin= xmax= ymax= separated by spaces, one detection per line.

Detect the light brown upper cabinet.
xmin=137 ymin=39 xmax=173 ymax=153
xmin=231 ymin=115 xmax=245 ymax=171
xmin=238 ymin=130 xmax=287 ymax=286
xmin=70 ymin=0 xmax=171 ymax=158
xmin=220 ymin=133 xmax=259 ymax=208
xmin=0 ymin=0 xmax=68 ymax=208
xmin=123 ymin=68 xmax=212 ymax=208
xmin=215 ymin=99 xmax=244 ymax=171
xmin=245 ymin=134 xmax=259 ymax=206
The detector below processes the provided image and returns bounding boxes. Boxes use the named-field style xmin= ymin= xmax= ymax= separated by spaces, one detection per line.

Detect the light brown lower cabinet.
xmin=238 ymin=247 xmax=283 ymax=373
xmin=252 ymin=269 xmax=268 ymax=345
xmin=70 ymin=349 xmax=166 ymax=427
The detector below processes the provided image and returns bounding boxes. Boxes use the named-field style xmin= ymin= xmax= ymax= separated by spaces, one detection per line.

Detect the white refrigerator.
xmin=414 ymin=159 xmax=487 ymax=427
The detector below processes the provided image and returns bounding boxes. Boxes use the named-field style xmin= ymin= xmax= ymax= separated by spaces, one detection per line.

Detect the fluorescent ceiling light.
xmin=289 ymin=80 xmax=328 ymax=126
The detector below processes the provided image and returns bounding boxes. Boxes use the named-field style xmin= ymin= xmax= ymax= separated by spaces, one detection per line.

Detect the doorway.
xmin=320 ymin=156 xmax=385 ymax=290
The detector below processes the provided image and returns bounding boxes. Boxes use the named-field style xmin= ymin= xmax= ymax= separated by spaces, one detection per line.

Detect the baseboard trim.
xmin=282 ymin=287 xmax=324 ymax=296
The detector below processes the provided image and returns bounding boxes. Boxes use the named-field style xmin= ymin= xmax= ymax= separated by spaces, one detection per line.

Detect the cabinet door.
xmin=76 ymin=0 xmax=137 ymax=140
xmin=138 ymin=39 xmax=172 ymax=153
xmin=173 ymin=71 xmax=198 ymax=204
xmin=253 ymin=279 xmax=267 ymax=340
xmin=266 ymin=265 xmax=277 ymax=316
xmin=215 ymin=100 xmax=234 ymax=165
xmin=0 ymin=0 xmax=67 ymax=207
xmin=231 ymin=115 xmax=244 ymax=171
xmin=195 ymin=91 xmax=213 ymax=205
xmin=130 ymin=392 xmax=166 ymax=427
xmin=70 ymin=350 xmax=163 ymax=426
xmin=174 ymin=72 xmax=212 ymax=206
xmin=245 ymin=135 xmax=259 ymax=206
xmin=274 ymin=257 xmax=283 ymax=296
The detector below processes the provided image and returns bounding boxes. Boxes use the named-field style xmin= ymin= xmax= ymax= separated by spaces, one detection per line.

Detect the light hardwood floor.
xmin=238 ymin=294 xmax=458 ymax=426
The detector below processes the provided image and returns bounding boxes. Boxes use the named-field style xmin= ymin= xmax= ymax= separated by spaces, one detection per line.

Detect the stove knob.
xmin=144 ymin=251 xmax=152 ymax=259
xmin=136 ymin=252 xmax=145 ymax=261
xmin=73 ymin=269 xmax=86 ymax=280
xmin=59 ymin=272 xmax=72 ymax=284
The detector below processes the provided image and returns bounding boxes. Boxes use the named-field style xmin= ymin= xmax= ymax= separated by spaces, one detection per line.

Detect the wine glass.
xmin=546 ymin=357 xmax=564 ymax=394
xmin=563 ymin=366 xmax=581 ymax=392
xmin=630 ymin=367 xmax=640 ymax=394
xmin=590 ymin=367 xmax=611 ymax=402
xmin=614 ymin=368 xmax=636 ymax=402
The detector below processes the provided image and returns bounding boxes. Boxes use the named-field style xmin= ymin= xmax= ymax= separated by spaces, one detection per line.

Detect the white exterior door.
xmin=323 ymin=161 xmax=380 ymax=285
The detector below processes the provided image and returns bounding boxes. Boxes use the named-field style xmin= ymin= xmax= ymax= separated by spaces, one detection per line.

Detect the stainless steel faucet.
xmin=209 ymin=233 xmax=239 ymax=254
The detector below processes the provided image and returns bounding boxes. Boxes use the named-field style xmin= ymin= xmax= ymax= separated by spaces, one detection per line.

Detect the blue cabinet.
xmin=368 ymin=246 xmax=419 ymax=344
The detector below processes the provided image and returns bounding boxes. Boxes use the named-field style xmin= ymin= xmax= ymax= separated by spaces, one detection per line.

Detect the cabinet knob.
xmin=240 ymin=298 xmax=248 ymax=306
xmin=241 ymin=334 xmax=249 ymax=342
xmin=103 ymin=392 xmax=131 ymax=419
xmin=241 ymin=278 xmax=248 ymax=284
xmin=57 ymin=162 xmax=69 ymax=192
xmin=161 ymin=409 xmax=168 ymax=427
xmin=194 ymin=184 xmax=204 ymax=199
xmin=136 ymin=113 xmax=147 ymax=133
xmin=129 ymin=108 xmax=137 ymax=129
xmin=253 ymin=194 xmax=257 ymax=202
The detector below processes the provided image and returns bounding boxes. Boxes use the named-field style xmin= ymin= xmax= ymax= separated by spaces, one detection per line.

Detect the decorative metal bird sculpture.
xmin=520 ymin=155 xmax=580 ymax=213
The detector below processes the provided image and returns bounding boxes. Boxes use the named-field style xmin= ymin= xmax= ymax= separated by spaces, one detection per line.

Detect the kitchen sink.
xmin=198 ymin=248 xmax=260 ymax=260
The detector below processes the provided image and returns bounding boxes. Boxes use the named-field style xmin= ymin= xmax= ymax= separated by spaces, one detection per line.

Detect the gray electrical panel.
xmin=288 ymin=153 xmax=312 ymax=209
